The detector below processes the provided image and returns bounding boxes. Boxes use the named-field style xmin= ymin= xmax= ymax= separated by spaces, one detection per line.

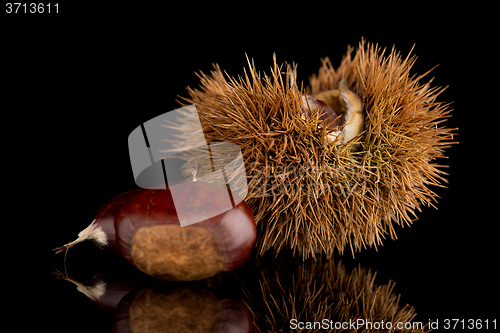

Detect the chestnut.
xmin=298 ymin=79 xmax=363 ymax=146
xmin=112 ymin=283 xmax=253 ymax=333
xmin=301 ymin=94 xmax=343 ymax=130
xmin=115 ymin=181 xmax=256 ymax=281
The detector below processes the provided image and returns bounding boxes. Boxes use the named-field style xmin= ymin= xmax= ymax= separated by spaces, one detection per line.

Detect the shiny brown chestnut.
xmin=112 ymin=283 xmax=253 ymax=333
xmin=115 ymin=181 xmax=256 ymax=281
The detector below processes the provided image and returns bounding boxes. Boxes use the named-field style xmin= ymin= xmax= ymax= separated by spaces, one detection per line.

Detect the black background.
xmin=2 ymin=4 xmax=496 ymax=332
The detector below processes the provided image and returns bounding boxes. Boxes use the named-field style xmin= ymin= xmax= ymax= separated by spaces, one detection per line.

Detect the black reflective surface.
xmin=5 ymin=7 xmax=496 ymax=333
xmin=47 ymin=230 xmax=497 ymax=333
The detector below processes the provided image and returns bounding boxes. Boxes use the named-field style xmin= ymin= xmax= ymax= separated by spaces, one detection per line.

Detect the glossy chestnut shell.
xmin=115 ymin=181 xmax=256 ymax=281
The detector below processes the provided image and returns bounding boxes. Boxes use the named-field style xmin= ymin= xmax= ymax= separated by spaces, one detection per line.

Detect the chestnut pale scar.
xmin=130 ymin=224 xmax=225 ymax=281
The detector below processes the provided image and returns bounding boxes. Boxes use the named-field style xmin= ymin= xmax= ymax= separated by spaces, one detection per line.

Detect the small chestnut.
xmin=115 ymin=181 xmax=257 ymax=281
xmin=301 ymin=94 xmax=343 ymax=130
xmin=300 ymin=80 xmax=364 ymax=145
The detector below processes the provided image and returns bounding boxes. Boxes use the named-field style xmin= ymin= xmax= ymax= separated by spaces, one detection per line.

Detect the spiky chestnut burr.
xmin=180 ymin=40 xmax=457 ymax=259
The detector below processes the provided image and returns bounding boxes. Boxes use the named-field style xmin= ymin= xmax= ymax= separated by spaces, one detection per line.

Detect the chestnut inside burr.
xmin=303 ymin=81 xmax=363 ymax=144
xmin=302 ymin=93 xmax=343 ymax=130
xmin=130 ymin=224 xmax=225 ymax=281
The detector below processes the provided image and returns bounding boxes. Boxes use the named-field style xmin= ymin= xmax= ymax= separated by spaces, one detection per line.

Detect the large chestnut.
xmin=115 ymin=181 xmax=256 ymax=281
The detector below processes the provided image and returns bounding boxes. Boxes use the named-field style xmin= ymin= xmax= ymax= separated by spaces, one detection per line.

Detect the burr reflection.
xmin=207 ymin=251 xmax=427 ymax=333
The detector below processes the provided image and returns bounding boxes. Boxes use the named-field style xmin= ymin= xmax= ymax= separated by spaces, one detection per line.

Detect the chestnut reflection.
xmin=112 ymin=283 xmax=252 ymax=333
xmin=53 ymin=255 xmax=154 ymax=314
xmin=54 ymin=248 xmax=426 ymax=332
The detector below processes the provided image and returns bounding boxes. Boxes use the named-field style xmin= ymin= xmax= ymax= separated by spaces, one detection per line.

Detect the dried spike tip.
xmin=53 ymin=220 xmax=107 ymax=253
xmin=53 ymin=189 xmax=142 ymax=261
xmin=52 ymin=219 xmax=107 ymax=264
xmin=180 ymin=40 xmax=457 ymax=259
